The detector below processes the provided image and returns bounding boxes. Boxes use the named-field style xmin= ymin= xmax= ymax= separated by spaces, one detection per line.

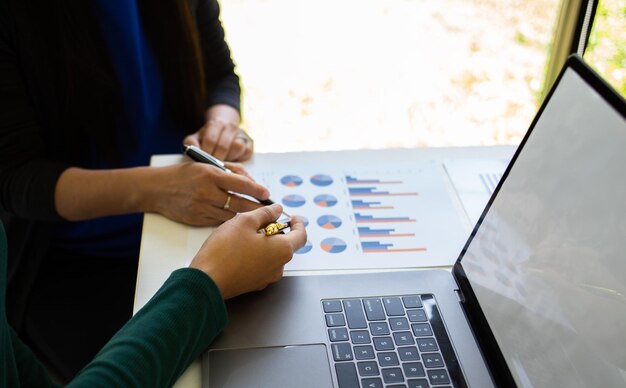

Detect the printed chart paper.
xmin=443 ymin=159 xmax=510 ymax=226
xmin=187 ymin=153 xmax=471 ymax=270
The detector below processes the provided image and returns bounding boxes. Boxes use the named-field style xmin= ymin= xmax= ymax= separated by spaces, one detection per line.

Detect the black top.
xmin=0 ymin=0 xmax=241 ymax=329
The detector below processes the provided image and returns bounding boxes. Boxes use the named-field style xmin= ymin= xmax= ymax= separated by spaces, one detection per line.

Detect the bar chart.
xmin=348 ymin=174 xmax=428 ymax=255
xmin=236 ymin=156 xmax=470 ymax=270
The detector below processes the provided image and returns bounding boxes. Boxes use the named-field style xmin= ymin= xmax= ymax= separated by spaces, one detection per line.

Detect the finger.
xmin=282 ymin=216 xmax=308 ymax=251
xmin=225 ymin=139 xmax=248 ymax=162
xmin=199 ymin=120 xmax=226 ymax=155
xmin=228 ymin=129 xmax=254 ymax=161
xmin=228 ymin=194 xmax=264 ymax=213
xmin=187 ymin=206 xmax=234 ymax=226
xmin=205 ymin=208 xmax=236 ymax=223
xmin=242 ymin=204 xmax=283 ymax=229
xmin=216 ymin=172 xmax=270 ymax=202
xmin=224 ymin=162 xmax=253 ymax=179
xmin=183 ymin=133 xmax=200 ymax=148
xmin=271 ymin=266 xmax=285 ymax=283
xmin=237 ymin=145 xmax=254 ymax=162
xmin=213 ymin=125 xmax=238 ymax=161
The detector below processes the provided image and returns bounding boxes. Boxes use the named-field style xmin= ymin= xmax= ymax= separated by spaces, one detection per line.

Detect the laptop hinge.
xmin=454 ymin=288 xmax=465 ymax=303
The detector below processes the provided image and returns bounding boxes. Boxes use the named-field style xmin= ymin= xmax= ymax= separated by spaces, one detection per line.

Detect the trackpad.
xmin=206 ymin=344 xmax=333 ymax=388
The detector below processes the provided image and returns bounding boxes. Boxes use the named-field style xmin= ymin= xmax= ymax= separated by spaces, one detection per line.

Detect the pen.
xmin=182 ymin=144 xmax=290 ymax=216
xmin=263 ymin=221 xmax=291 ymax=236
xmin=182 ymin=144 xmax=233 ymax=173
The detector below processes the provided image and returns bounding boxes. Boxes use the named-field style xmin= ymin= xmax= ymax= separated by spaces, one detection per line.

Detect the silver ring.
xmin=236 ymin=129 xmax=253 ymax=144
xmin=223 ymin=194 xmax=232 ymax=210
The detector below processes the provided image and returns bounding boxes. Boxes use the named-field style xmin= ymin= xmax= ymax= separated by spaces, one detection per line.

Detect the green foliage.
xmin=585 ymin=0 xmax=626 ymax=97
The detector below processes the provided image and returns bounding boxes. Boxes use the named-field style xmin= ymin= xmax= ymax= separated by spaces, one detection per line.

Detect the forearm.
xmin=54 ymin=166 xmax=159 ymax=221
xmin=69 ymin=268 xmax=227 ymax=388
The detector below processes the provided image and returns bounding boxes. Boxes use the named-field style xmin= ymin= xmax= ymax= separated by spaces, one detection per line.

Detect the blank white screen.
xmin=462 ymin=68 xmax=626 ymax=387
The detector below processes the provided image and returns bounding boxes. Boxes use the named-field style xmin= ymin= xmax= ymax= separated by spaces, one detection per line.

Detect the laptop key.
xmin=357 ymin=361 xmax=379 ymax=376
xmin=407 ymin=378 xmax=429 ymax=388
xmin=363 ymin=298 xmax=386 ymax=321
xmin=402 ymin=362 xmax=426 ymax=378
xmin=389 ymin=317 xmax=410 ymax=331
xmin=328 ymin=328 xmax=349 ymax=342
xmin=350 ymin=330 xmax=371 ymax=344
xmin=402 ymin=295 xmax=423 ymax=308
xmin=332 ymin=342 xmax=354 ymax=361
xmin=323 ymin=300 xmax=343 ymax=313
xmin=422 ymin=352 xmax=444 ymax=368
xmin=393 ymin=331 xmax=415 ymax=346
xmin=328 ymin=327 xmax=350 ymax=342
xmin=361 ymin=377 xmax=383 ymax=388
xmin=398 ymin=346 xmax=420 ymax=361
xmin=427 ymin=369 xmax=451 ymax=385
xmin=369 ymin=322 xmax=390 ymax=336
xmin=377 ymin=352 xmax=400 ymax=367
xmin=416 ymin=338 xmax=439 ymax=352
xmin=335 ymin=362 xmax=359 ymax=388
xmin=343 ymin=299 xmax=367 ymax=329
xmin=373 ymin=336 xmax=394 ymax=351
xmin=407 ymin=309 xmax=428 ymax=322
xmin=326 ymin=313 xmax=346 ymax=327
xmin=383 ymin=297 xmax=405 ymax=316
xmin=381 ymin=367 xmax=404 ymax=383
xmin=411 ymin=323 xmax=433 ymax=337
xmin=354 ymin=345 xmax=375 ymax=360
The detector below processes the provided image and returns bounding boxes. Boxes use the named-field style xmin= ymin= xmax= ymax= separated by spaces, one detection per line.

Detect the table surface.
xmin=133 ymin=145 xmax=516 ymax=387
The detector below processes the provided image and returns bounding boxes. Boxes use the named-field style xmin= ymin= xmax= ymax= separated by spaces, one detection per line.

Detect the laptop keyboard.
xmin=322 ymin=294 xmax=460 ymax=388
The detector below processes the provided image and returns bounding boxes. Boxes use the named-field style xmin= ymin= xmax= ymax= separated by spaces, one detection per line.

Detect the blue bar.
xmin=346 ymin=175 xmax=381 ymax=184
xmin=351 ymin=200 xmax=382 ymax=207
xmin=355 ymin=213 xmax=412 ymax=222
xmin=358 ymin=227 xmax=394 ymax=235
xmin=349 ymin=187 xmax=391 ymax=195
xmin=361 ymin=241 xmax=393 ymax=250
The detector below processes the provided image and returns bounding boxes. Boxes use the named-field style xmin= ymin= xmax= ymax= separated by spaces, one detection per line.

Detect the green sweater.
xmin=1 ymin=222 xmax=228 ymax=387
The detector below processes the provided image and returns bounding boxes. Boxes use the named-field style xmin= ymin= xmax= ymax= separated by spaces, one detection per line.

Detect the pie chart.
xmin=280 ymin=175 xmax=303 ymax=187
xmin=301 ymin=216 xmax=310 ymax=227
xmin=314 ymin=194 xmax=337 ymax=207
xmin=295 ymin=240 xmax=313 ymax=254
xmin=282 ymin=194 xmax=306 ymax=207
xmin=320 ymin=237 xmax=347 ymax=253
xmin=317 ymin=215 xmax=342 ymax=229
xmin=310 ymin=174 xmax=333 ymax=187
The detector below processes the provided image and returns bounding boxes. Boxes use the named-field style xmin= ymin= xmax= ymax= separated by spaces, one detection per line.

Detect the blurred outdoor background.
xmin=218 ymin=0 xmax=626 ymax=153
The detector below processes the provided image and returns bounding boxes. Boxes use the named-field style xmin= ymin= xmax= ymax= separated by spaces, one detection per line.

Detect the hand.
xmin=145 ymin=162 xmax=270 ymax=226
xmin=189 ymin=205 xmax=307 ymax=299
xmin=184 ymin=105 xmax=253 ymax=162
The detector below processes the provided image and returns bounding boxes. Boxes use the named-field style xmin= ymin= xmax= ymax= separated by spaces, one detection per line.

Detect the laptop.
xmin=202 ymin=55 xmax=626 ymax=388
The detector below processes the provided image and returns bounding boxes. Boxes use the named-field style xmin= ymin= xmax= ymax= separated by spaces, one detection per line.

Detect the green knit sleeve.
xmin=8 ymin=327 xmax=60 ymax=388
xmin=67 ymin=268 xmax=228 ymax=388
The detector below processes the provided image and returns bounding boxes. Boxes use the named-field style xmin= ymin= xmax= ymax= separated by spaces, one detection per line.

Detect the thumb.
xmin=243 ymin=204 xmax=284 ymax=229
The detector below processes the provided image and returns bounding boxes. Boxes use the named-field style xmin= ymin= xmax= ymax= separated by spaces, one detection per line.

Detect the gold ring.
xmin=223 ymin=194 xmax=232 ymax=210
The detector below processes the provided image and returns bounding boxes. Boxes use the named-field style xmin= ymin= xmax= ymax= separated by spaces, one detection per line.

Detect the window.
xmin=220 ymin=0 xmax=561 ymax=152
xmin=584 ymin=0 xmax=626 ymax=98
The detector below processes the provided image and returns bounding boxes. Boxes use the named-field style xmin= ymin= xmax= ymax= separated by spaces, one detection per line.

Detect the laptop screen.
xmin=459 ymin=60 xmax=626 ymax=387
